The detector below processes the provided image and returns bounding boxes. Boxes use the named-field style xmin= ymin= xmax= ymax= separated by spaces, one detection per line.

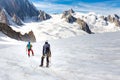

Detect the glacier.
xmin=0 ymin=31 xmax=120 ymax=80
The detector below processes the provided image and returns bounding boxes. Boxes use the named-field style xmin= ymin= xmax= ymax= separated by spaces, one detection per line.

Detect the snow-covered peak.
xmin=0 ymin=8 xmax=18 ymax=26
xmin=0 ymin=8 xmax=120 ymax=42
xmin=0 ymin=0 xmax=39 ymax=20
xmin=7 ymin=10 xmax=120 ymax=41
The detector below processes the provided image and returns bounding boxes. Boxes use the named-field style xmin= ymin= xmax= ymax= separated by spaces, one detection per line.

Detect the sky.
xmin=29 ymin=0 xmax=120 ymax=15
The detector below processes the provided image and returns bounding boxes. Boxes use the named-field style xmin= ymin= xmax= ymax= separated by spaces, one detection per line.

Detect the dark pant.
xmin=40 ymin=55 xmax=49 ymax=67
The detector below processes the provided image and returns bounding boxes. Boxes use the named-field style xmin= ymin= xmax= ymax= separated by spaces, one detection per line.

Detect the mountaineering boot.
xmin=46 ymin=56 xmax=49 ymax=67
xmin=40 ymin=56 xmax=44 ymax=67
xmin=28 ymin=54 xmax=30 ymax=57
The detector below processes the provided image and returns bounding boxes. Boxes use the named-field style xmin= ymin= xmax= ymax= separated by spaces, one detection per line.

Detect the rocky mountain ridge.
xmin=0 ymin=23 xmax=36 ymax=42
xmin=61 ymin=9 xmax=92 ymax=34
xmin=0 ymin=0 xmax=51 ymax=25
xmin=0 ymin=0 xmax=52 ymax=42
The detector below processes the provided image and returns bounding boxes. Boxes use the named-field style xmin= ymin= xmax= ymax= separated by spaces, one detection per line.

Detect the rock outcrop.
xmin=0 ymin=0 xmax=51 ymax=25
xmin=65 ymin=14 xmax=77 ymax=23
xmin=105 ymin=14 xmax=120 ymax=27
xmin=114 ymin=19 xmax=120 ymax=27
xmin=0 ymin=23 xmax=36 ymax=42
xmin=61 ymin=9 xmax=75 ymax=19
xmin=69 ymin=8 xmax=75 ymax=14
xmin=76 ymin=18 xmax=92 ymax=34
xmin=38 ymin=10 xmax=51 ymax=21
xmin=12 ymin=14 xmax=23 ymax=25
xmin=114 ymin=14 xmax=119 ymax=19
xmin=62 ymin=9 xmax=92 ymax=34
xmin=0 ymin=8 xmax=9 ymax=24
xmin=62 ymin=9 xmax=76 ymax=23
xmin=0 ymin=0 xmax=39 ymax=20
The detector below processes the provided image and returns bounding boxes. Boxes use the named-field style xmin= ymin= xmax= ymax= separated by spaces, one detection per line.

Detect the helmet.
xmin=45 ymin=40 xmax=48 ymax=44
xmin=28 ymin=41 xmax=30 ymax=44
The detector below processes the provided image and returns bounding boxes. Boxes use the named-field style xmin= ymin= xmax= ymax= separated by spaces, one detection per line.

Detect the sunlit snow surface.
xmin=10 ymin=13 xmax=120 ymax=42
xmin=10 ymin=14 xmax=87 ymax=41
xmin=0 ymin=32 xmax=120 ymax=80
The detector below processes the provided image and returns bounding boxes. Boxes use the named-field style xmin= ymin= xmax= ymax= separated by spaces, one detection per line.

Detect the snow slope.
xmin=10 ymin=14 xmax=87 ymax=41
xmin=0 ymin=32 xmax=19 ymax=44
xmin=9 ymin=12 xmax=120 ymax=42
xmin=0 ymin=32 xmax=120 ymax=80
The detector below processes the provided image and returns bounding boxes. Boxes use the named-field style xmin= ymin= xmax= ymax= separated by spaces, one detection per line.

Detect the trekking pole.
xmin=49 ymin=57 xmax=51 ymax=64
xmin=49 ymin=51 xmax=51 ymax=63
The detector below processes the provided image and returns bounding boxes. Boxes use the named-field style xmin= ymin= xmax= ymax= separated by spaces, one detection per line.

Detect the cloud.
xmin=32 ymin=0 xmax=120 ymax=15
xmin=33 ymin=2 xmax=73 ymax=13
xmin=78 ymin=1 xmax=120 ymax=15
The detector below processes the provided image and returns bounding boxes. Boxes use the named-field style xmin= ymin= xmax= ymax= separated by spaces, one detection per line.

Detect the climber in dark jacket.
xmin=40 ymin=41 xmax=51 ymax=67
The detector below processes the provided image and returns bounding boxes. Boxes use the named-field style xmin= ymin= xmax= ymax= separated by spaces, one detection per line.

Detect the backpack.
xmin=44 ymin=44 xmax=50 ymax=54
xmin=27 ymin=44 xmax=32 ymax=50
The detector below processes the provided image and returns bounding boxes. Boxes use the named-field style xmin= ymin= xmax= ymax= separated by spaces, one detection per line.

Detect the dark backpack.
xmin=46 ymin=46 xmax=50 ymax=52
xmin=44 ymin=44 xmax=50 ymax=54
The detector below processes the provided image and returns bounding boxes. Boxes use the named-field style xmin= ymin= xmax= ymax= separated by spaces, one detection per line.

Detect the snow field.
xmin=0 ymin=32 xmax=120 ymax=80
